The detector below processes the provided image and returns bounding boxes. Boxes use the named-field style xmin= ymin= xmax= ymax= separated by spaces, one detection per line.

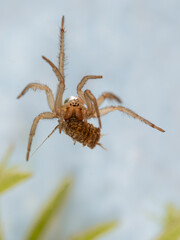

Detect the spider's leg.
xmin=84 ymin=91 xmax=93 ymax=114
xmin=58 ymin=110 xmax=66 ymax=133
xmin=31 ymin=124 xmax=59 ymax=157
xmin=17 ymin=83 xmax=55 ymax=112
xmin=56 ymin=16 xmax=65 ymax=115
xmin=59 ymin=16 xmax=65 ymax=78
xmin=93 ymin=106 xmax=165 ymax=132
xmin=84 ymin=89 xmax=101 ymax=128
xmin=42 ymin=56 xmax=64 ymax=83
xmin=77 ymin=75 xmax=102 ymax=102
xmin=42 ymin=56 xmax=65 ymax=114
xmin=26 ymin=112 xmax=57 ymax=161
xmin=97 ymin=92 xmax=122 ymax=107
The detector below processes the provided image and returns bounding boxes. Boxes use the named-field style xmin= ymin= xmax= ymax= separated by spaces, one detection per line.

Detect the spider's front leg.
xmin=94 ymin=106 xmax=165 ymax=132
xmin=17 ymin=83 xmax=55 ymax=112
xmin=42 ymin=17 xmax=66 ymax=115
xmin=59 ymin=16 xmax=65 ymax=78
xmin=42 ymin=56 xmax=65 ymax=114
xmin=77 ymin=75 xmax=102 ymax=102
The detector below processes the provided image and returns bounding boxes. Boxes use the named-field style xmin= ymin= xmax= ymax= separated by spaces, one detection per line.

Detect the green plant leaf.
xmin=163 ymin=205 xmax=180 ymax=229
xmin=25 ymin=177 xmax=72 ymax=240
xmin=156 ymin=223 xmax=180 ymax=240
xmin=69 ymin=221 xmax=118 ymax=240
xmin=0 ymin=225 xmax=3 ymax=240
xmin=0 ymin=167 xmax=32 ymax=194
xmin=156 ymin=205 xmax=180 ymax=240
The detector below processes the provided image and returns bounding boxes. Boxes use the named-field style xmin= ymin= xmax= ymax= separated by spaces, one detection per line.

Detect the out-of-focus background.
xmin=0 ymin=0 xmax=179 ymax=239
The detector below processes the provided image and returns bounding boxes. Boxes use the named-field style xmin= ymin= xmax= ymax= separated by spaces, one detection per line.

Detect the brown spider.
xmin=17 ymin=16 xmax=165 ymax=161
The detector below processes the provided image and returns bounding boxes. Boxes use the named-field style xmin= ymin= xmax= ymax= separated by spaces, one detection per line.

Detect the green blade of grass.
xmin=0 ymin=167 xmax=32 ymax=194
xmin=69 ymin=221 xmax=118 ymax=240
xmin=25 ymin=178 xmax=72 ymax=240
xmin=0 ymin=225 xmax=3 ymax=240
xmin=156 ymin=205 xmax=180 ymax=240
xmin=163 ymin=205 xmax=180 ymax=229
xmin=156 ymin=223 xmax=180 ymax=240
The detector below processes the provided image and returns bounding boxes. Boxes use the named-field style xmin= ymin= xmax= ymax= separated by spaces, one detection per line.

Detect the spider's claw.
xmin=153 ymin=125 xmax=165 ymax=133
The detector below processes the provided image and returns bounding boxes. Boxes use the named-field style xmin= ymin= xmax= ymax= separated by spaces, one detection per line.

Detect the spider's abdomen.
xmin=62 ymin=117 xmax=101 ymax=149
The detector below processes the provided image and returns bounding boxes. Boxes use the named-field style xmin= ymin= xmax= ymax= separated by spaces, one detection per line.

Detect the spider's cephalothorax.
xmin=17 ymin=16 xmax=165 ymax=161
xmin=63 ymin=97 xmax=85 ymax=121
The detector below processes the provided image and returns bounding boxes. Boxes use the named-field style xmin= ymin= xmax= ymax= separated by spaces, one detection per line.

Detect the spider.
xmin=17 ymin=16 xmax=165 ymax=161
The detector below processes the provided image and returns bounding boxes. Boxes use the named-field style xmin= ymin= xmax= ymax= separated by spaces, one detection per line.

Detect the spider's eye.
xmin=64 ymin=98 xmax=69 ymax=104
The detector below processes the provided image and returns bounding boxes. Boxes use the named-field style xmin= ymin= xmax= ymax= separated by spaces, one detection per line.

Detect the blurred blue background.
xmin=0 ymin=0 xmax=178 ymax=239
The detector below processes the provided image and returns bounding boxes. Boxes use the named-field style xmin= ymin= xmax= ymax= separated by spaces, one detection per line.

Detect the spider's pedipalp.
xmin=77 ymin=75 xmax=102 ymax=102
xmin=26 ymin=112 xmax=57 ymax=161
xmin=96 ymin=106 xmax=165 ymax=132
xmin=17 ymin=83 xmax=55 ymax=111
xmin=97 ymin=92 xmax=122 ymax=106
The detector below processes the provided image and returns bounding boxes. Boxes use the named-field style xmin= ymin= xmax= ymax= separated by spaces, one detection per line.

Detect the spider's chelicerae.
xmin=17 ymin=16 xmax=165 ymax=161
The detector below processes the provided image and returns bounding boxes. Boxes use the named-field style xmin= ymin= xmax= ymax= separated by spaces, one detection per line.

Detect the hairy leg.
xmin=59 ymin=16 xmax=65 ymax=78
xmin=97 ymin=92 xmax=122 ymax=107
xmin=84 ymin=89 xmax=101 ymax=128
xmin=26 ymin=112 xmax=57 ymax=161
xmin=92 ymin=106 xmax=165 ymax=132
xmin=42 ymin=56 xmax=64 ymax=83
xmin=17 ymin=83 xmax=55 ymax=111
xmin=42 ymin=56 xmax=65 ymax=114
xmin=77 ymin=75 xmax=102 ymax=103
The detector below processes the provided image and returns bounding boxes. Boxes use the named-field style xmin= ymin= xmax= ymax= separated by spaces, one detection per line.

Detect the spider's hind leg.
xmin=97 ymin=92 xmax=122 ymax=107
xmin=96 ymin=106 xmax=165 ymax=132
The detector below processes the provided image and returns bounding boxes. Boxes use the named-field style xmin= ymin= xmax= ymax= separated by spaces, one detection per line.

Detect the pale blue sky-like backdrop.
xmin=0 ymin=0 xmax=179 ymax=239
